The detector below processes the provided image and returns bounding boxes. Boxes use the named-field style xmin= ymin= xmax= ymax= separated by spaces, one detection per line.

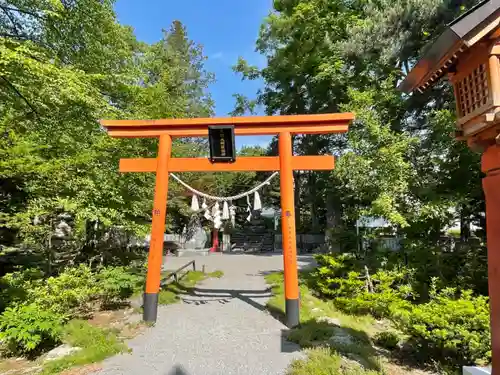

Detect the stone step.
xmin=174 ymin=249 xmax=211 ymax=257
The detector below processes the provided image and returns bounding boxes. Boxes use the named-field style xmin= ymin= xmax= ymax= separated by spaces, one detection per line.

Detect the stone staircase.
xmin=229 ymin=213 xmax=275 ymax=253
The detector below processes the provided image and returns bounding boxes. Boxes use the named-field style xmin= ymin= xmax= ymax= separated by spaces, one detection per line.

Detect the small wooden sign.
xmin=208 ymin=125 xmax=236 ymax=163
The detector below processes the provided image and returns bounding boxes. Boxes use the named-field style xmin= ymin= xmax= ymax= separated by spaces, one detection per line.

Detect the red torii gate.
xmin=100 ymin=113 xmax=353 ymax=327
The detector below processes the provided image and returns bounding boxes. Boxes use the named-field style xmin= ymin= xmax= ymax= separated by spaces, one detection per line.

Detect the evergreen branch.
xmin=0 ymin=5 xmax=21 ymax=36
xmin=0 ymin=32 xmax=29 ymax=40
xmin=0 ymin=4 xmax=64 ymax=51
xmin=0 ymin=5 xmax=45 ymax=19
xmin=1 ymin=75 xmax=38 ymax=116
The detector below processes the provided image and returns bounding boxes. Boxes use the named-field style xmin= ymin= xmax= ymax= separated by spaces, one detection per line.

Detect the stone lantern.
xmin=400 ymin=1 xmax=500 ymax=374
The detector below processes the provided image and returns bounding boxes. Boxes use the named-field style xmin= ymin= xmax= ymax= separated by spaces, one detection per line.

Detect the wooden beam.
xmin=100 ymin=113 xmax=353 ymax=138
xmin=119 ymin=155 xmax=335 ymax=173
xmin=101 ymin=113 xmax=354 ymax=128
xmin=292 ymin=156 xmax=334 ymax=171
xmin=107 ymin=124 xmax=349 ymax=138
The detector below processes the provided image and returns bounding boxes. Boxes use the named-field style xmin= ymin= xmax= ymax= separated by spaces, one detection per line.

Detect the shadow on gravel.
xmin=166 ymin=364 xmax=190 ymax=375
xmin=246 ymin=269 xmax=282 ymax=277
xmin=174 ymin=284 xmax=273 ymax=312
xmin=220 ymin=252 xmax=316 ymax=267
xmin=166 ymin=284 xmax=301 ymax=354
xmin=281 ymin=330 xmax=302 ymax=353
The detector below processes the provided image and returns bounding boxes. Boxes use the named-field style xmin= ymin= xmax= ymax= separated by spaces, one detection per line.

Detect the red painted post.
xmin=210 ymin=229 xmax=219 ymax=252
xmin=279 ymin=131 xmax=300 ymax=328
xmin=482 ymin=144 xmax=500 ymax=373
xmin=143 ymin=134 xmax=172 ymax=322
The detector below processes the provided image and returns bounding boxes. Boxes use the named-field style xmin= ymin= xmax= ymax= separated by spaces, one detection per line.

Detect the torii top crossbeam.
xmin=100 ymin=113 xmax=354 ymax=138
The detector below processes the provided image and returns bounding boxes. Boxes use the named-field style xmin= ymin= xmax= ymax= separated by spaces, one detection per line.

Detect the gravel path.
xmin=94 ymin=253 xmax=315 ymax=375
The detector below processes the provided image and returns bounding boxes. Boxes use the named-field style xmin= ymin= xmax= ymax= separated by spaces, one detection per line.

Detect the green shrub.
xmin=41 ymin=320 xmax=128 ymax=374
xmin=309 ymin=252 xmax=491 ymax=368
xmin=0 ymin=303 xmax=67 ymax=356
xmin=336 ymin=273 xmax=414 ymax=318
xmin=335 ymin=289 xmax=412 ymax=319
xmin=393 ymin=288 xmax=491 ymax=366
xmin=28 ymin=264 xmax=98 ymax=316
xmin=311 ymin=254 xmax=365 ymax=298
xmin=402 ymin=239 xmax=488 ymax=298
xmin=1 ymin=265 xmax=145 ymax=319
xmin=0 ymin=268 xmax=44 ymax=312
xmin=311 ymin=254 xmax=415 ymax=319
xmin=97 ymin=266 xmax=143 ymax=302
xmin=373 ymin=331 xmax=400 ymax=350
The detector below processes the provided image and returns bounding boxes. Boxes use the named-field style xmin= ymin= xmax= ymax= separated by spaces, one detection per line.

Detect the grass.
xmin=40 ymin=320 xmax=129 ymax=375
xmin=264 ymin=271 xmax=386 ymax=375
xmin=288 ymin=347 xmax=382 ymax=375
xmin=158 ymin=289 xmax=180 ymax=305
xmin=287 ymin=320 xmax=337 ymax=347
xmin=264 ymin=272 xmax=376 ymax=333
xmin=208 ymin=270 xmax=224 ymax=278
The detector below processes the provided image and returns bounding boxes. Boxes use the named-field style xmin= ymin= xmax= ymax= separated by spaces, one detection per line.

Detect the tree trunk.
xmin=364 ymin=266 xmax=374 ymax=293
xmin=460 ymin=204 xmax=471 ymax=241
xmin=325 ymin=189 xmax=341 ymax=252
xmin=47 ymin=236 xmax=52 ymax=276
xmin=309 ymin=172 xmax=319 ymax=232
xmin=47 ymin=218 xmax=53 ymax=276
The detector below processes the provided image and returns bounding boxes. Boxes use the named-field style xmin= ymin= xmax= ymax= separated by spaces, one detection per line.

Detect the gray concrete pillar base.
xmin=285 ymin=298 xmax=300 ymax=328
xmin=143 ymin=292 xmax=159 ymax=323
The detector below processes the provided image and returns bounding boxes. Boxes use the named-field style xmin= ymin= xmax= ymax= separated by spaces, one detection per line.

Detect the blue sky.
xmin=114 ymin=0 xmax=273 ymax=149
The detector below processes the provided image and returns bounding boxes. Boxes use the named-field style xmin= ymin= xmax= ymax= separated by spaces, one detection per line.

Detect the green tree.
xmin=1 ymin=0 xmax=143 ymax=268
xmin=0 ymin=6 xmax=216 ymax=270
xmin=233 ymin=0 xmax=484 ymax=243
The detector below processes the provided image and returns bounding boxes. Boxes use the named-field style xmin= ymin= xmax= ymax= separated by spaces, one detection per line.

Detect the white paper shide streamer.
xmin=191 ymin=194 xmax=199 ymax=211
xmin=222 ymin=201 xmax=230 ymax=220
xmin=212 ymin=202 xmax=222 ymax=229
xmin=229 ymin=202 xmax=236 ymax=226
xmin=253 ymin=191 xmax=261 ymax=211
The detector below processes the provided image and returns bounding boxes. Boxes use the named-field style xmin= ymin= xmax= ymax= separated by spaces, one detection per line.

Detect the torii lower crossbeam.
xmin=100 ymin=114 xmax=353 ymax=327
xmin=119 ymin=155 xmax=335 ymax=172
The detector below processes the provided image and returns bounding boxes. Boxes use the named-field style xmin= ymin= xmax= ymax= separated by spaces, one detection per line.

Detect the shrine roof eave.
xmin=399 ymin=0 xmax=500 ymax=94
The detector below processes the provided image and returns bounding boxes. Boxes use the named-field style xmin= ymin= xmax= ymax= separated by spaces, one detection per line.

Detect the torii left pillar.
xmin=143 ymin=134 xmax=172 ymax=321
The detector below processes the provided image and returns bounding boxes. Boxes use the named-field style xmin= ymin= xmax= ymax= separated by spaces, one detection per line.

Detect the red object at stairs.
xmin=210 ymin=229 xmax=219 ymax=252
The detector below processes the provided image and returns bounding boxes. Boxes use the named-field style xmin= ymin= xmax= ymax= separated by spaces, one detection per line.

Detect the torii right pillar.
xmin=279 ymin=132 xmax=300 ymax=327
